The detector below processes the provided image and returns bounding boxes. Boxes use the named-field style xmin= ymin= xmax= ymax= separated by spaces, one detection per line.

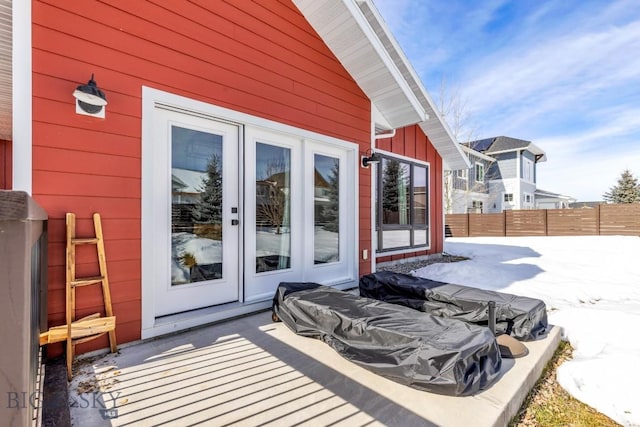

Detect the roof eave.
xmin=293 ymin=0 xmax=470 ymax=171
xmin=293 ymin=0 xmax=426 ymax=129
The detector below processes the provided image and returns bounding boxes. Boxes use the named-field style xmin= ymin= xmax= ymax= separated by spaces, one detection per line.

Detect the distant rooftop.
xmin=465 ymin=136 xmax=547 ymax=162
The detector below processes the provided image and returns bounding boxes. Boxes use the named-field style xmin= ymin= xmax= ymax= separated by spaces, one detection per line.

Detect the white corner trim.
xmin=12 ymin=1 xmax=32 ymax=193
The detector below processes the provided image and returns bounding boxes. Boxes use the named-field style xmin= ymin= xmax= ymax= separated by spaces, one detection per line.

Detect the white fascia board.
xmin=294 ymin=0 xmax=469 ymax=170
xmin=293 ymin=0 xmax=426 ymax=129
xmin=357 ymin=0 xmax=469 ymax=171
xmin=460 ymin=144 xmax=495 ymax=162
xmin=486 ymin=144 xmax=547 ymax=162
xmin=527 ymin=142 xmax=547 ymax=162
xmin=418 ymin=121 xmax=471 ymax=170
xmin=12 ymin=0 xmax=31 ymax=193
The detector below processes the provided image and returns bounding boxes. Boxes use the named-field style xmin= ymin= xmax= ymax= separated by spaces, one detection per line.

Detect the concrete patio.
xmin=68 ymin=310 xmax=560 ymax=427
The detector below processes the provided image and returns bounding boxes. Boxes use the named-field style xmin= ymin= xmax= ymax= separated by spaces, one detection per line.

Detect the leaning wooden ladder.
xmin=40 ymin=213 xmax=117 ymax=380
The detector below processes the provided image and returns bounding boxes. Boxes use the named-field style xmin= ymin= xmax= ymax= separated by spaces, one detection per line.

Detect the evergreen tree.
xmin=382 ymin=159 xmax=401 ymax=222
xmin=321 ymin=159 xmax=340 ymax=232
xmin=191 ymin=155 xmax=223 ymax=224
xmin=602 ymin=169 xmax=640 ymax=203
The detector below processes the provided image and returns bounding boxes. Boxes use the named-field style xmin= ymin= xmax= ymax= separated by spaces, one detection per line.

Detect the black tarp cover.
xmin=273 ymin=282 xmax=502 ymax=396
xmin=360 ymin=271 xmax=548 ymax=341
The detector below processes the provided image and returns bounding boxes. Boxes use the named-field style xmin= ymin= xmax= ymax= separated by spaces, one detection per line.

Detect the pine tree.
xmin=191 ymin=155 xmax=223 ymax=224
xmin=602 ymin=169 xmax=640 ymax=203
xmin=321 ymin=159 xmax=340 ymax=232
xmin=382 ymin=159 xmax=401 ymax=222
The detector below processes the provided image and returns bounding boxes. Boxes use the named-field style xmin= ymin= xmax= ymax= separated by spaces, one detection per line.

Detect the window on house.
xmin=470 ymin=200 xmax=483 ymax=213
xmin=376 ymin=156 xmax=429 ymax=251
xmin=456 ymin=169 xmax=468 ymax=179
xmin=475 ymin=163 xmax=485 ymax=182
xmin=504 ymin=193 xmax=513 ymax=202
xmin=523 ymin=157 xmax=534 ymax=182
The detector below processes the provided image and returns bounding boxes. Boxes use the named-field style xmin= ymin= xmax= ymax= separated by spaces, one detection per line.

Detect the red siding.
xmin=375 ymin=124 xmax=445 ymax=265
xmin=0 ymin=140 xmax=10 ymax=189
xmin=32 ymin=0 xmax=371 ymax=354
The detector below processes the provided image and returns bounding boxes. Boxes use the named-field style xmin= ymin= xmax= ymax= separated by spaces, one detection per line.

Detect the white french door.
xmin=142 ymin=88 xmax=358 ymax=333
xmin=152 ymin=107 xmax=240 ymax=316
xmin=304 ymin=141 xmax=353 ymax=283
xmin=243 ymin=127 xmax=303 ymax=301
xmin=243 ymin=129 xmax=355 ymax=301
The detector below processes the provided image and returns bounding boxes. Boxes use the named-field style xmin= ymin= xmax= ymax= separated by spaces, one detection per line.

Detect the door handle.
xmin=231 ymin=219 xmax=239 ymax=226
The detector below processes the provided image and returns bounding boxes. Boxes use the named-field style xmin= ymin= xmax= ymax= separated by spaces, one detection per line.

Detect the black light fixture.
xmin=73 ymin=74 xmax=108 ymax=116
xmin=361 ymin=150 xmax=381 ymax=168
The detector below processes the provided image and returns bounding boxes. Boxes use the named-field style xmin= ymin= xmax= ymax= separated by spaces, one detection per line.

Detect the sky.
xmin=413 ymin=236 xmax=640 ymax=426
xmin=371 ymin=0 xmax=640 ymax=202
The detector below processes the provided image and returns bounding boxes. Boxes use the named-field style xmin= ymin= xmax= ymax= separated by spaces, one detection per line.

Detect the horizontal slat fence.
xmin=446 ymin=204 xmax=640 ymax=237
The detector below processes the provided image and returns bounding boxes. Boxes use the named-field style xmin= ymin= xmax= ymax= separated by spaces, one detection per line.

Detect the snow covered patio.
xmin=68 ymin=310 xmax=560 ymax=427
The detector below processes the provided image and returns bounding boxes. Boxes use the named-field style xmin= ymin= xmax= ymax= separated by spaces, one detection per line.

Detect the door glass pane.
xmin=314 ymin=154 xmax=340 ymax=264
xmin=171 ymin=126 xmax=223 ymax=285
xmin=256 ymin=143 xmax=291 ymax=273
xmin=382 ymin=159 xmax=410 ymax=225
xmin=413 ymin=165 xmax=428 ymax=224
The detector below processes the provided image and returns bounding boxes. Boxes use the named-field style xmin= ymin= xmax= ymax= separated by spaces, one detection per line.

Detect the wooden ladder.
xmin=40 ymin=213 xmax=117 ymax=380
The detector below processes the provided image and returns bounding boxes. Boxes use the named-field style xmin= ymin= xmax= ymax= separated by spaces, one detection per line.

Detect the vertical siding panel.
xmin=377 ymin=136 xmax=392 ymax=152
xmin=405 ymin=125 xmax=416 ymax=159
xmin=416 ymin=131 xmax=427 ymax=162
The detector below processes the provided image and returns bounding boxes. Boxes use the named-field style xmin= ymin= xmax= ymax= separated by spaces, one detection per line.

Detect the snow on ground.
xmin=412 ymin=236 xmax=640 ymax=427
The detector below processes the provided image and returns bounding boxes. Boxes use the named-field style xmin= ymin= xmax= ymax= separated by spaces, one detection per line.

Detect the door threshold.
xmin=143 ymin=299 xmax=272 ymax=340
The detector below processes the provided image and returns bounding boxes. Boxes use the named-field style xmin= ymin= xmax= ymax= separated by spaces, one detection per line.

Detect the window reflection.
xmin=256 ymin=143 xmax=291 ymax=273
xmin=413 ymin=166 xmax=427 ymax=224
xmin=377 ymin=156 xmax=430 ymax=252
xmin=314 ymin=154 xmax=340 ymax=264
xmin=171 ymin=126 xmax=223 ymax=285
xmin=382 ymin=230 xmax=411 ymax=249
xmin=382 ymin=158 xmax=410 ymax=225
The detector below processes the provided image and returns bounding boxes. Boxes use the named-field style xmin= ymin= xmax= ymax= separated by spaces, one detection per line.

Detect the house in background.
xmin=535 ymin=189 xmax=576 ymax=209
xmin=1 ymin=0 xmax=468 ymax=353
xmin=446 ymin=144 xmax=495 ymax=213
xmin=445 ymin=136 xmax=570 ymax=213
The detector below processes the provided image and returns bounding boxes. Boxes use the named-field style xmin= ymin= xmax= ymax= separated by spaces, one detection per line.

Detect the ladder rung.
xmin=39 ymin=316 xmax=116 ymax=345
xmin=71 ymin=237 xmax=100 ymax=245
xmin=71 ymin=276 xmax=105 ymax=287
xmin=73 ymin=332 xmax=108 ymax=346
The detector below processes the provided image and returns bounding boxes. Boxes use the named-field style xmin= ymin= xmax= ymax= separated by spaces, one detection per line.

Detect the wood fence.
xmin=445 ymin=204 xmax=640 ymax=237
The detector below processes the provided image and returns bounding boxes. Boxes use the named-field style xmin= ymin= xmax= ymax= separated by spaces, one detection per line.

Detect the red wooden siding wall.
xmin=375 ymin=125 xmax=444 ymax=263
xmin=32 ymin=0 xmax=371 ymax=353
xmin=0 ymin=140 xmax=10 ymax=189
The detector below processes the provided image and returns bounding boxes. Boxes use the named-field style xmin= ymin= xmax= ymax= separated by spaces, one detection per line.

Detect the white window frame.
xmin=475 ymin=163 xmax=485 ymax=182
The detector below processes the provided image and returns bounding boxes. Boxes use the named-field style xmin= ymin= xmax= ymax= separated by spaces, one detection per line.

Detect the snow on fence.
xmin=445 ymin=204 xmax=640 ymax=237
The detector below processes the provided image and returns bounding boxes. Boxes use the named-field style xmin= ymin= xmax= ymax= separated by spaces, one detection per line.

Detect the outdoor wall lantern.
xmin=361 ymin=150 xmax=381 ymax=168
xmin=73 ymin=74 xmax=108 ymax=118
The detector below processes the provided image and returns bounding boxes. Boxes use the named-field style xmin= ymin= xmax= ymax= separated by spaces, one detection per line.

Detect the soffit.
xmin=293 ymin=0 xmax=470 ymax=170
xmin=293 ymin=0 xmax=426 ymax=129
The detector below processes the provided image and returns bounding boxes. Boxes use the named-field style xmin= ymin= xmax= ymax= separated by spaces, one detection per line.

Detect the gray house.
xmin=447 ymin=136 xmax=567 ymax=213
xmin=447 ymin=144 xmax=495 ymax=213
xmin=535 ymin=188 xmax=576 ymax=209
